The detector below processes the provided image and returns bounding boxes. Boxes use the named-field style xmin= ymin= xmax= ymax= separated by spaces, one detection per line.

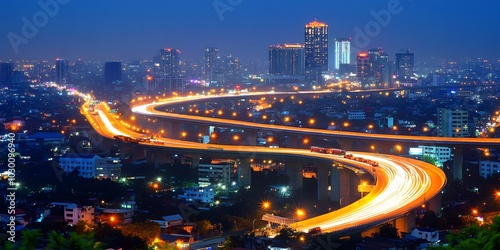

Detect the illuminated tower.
xmin=334 ymin=38 xmax=350 ymax=71
xmin=55 ymin=58 xmax=67 ymax=85
xmin=204 ymin=47 xmax=219 ymax=84
xmin=395 ymin=49 xmax=414 ymax=80
xmin=269 ymin=44 xmax=304 ymax=75
xmin=356 ymin=52 xmax=369 ymax=86
xmin=305 ymin=20 xmax=328 ymax=84
xmin=158 ymin=48 xmax=181 ymax=77
xmin=368 ymin=48 xmax=389 ymax=87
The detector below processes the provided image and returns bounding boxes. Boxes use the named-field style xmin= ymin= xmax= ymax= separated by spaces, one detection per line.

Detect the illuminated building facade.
xmin=204 ymin=47 xmax=219 ymax=85
xmin=55 ymin=58 xmax=67 ymax=85
xmin=368 ymin=48 xmax=390 ymax=87
xmin=268 ymin=44 xmax=304 ymax=76
xmin=437 ymin=108 xmax=469 ymax=137
xmin=156 ymin=48 xmax=181 ymax=78
xmin=305 ymin=20 xmax=328 ymax=84
xmin=395 ymin=49 xmax=414 ymax=80
xmin=334 ymin=38 xmax=350 ymax=71
xmin=356 ymin=52 xmax=370 ymax=85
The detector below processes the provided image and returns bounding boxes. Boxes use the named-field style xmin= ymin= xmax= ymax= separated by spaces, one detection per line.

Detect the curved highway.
xmin=81 ymin=92 xmax=447 ymax=234
xmin=131 ymin=91 xmax=500 ymax=147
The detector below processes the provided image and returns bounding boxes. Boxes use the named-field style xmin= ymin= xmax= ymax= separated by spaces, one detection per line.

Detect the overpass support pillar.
xmin=286 ymin=135 xmax=298 ymax=148
xmin=330 ymin=166 xmax=359 ymax=207
xmin=245 ymin=130 xmax=257 ymax=146
xmin=99 ymin=137 xmax=113 ymax=154
xmin=237 ymin=158 xmax=252 ymax=188
xmin=119 ymin=145 xmax=130 ymax=160
xmin=427 ymin=192 xmax=443 ymax=216
xmin=164 ymin=122 xmax=181 ymax=140
xmin=317 ymin=166 xmax=329 ymax=201
xmin=150 ymin=151 xmax=172 ymax=168
xmin=191 ymin=154 xmax=201 ymax=169
xmin=132 ymin=147 xmax=146 ymax=161
xmin=285 ymin=162 xmax=303 ymax=191
xmin=393 ymin=211 xmax=415 ymax=235
xmin=146 ymin=149 xmax=154 ymax=163
xmin=452 ymin=147 xmax=463 ymax=180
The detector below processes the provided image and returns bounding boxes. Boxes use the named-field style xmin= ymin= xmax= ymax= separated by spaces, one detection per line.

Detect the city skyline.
xmin=1 ymin=0 xmax=500 ymax=63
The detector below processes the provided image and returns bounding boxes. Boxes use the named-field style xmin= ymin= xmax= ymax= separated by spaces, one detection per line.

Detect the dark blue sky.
xmin=1 ymin=0 xmax=499 ymax=63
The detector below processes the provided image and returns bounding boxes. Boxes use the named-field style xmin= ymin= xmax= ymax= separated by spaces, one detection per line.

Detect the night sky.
xmin=1 ymin=0 xmax=499 ymax=63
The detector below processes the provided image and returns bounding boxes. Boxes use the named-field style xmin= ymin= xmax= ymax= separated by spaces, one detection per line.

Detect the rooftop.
xmin=306 ymin=20 xmax=327 ymax=28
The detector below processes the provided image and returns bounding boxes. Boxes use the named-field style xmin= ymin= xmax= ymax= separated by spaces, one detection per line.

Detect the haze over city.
xmin=1 ymin=0 xmax=500 ymax=62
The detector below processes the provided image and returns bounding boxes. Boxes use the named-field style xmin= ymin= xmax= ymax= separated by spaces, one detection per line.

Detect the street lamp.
xmin=361 ymin=181 xmax=367 ymax=198
xmin=302 ymin=137 xmax=310 ymax=145
xmin=296 ymin=209 xmax=305 ymax=217
xmin=262 ymin=201 xmax=270 ymax=210
xmin=294 ymin=209 xmax=305 ymax=229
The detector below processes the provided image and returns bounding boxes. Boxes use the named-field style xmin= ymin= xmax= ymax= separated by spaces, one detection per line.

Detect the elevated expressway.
xmin=81 ymin=93 xmax=447 ymax=234
xmin=131 ymin=91 xmax=500 ymax=181
xmin=132 ymin=91 xmax=500 ymax=147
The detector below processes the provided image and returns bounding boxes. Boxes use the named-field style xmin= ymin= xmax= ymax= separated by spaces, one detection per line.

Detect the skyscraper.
xmin=55 ymin=58 xmax=67 ymax=85
xmin=224 ymin=54 xmax=240 ymax=84
xmin=157 ymin=48 xmax=181 ymax=77
xmin=334 ymin=38 xmax=350 ymax=71
xmin=204 ymin=47 xmax=219 ymax=85
xmin=395 ymin=49 xmax=414 ymax=80
xmin=356 ymin=52 xmax=369 ymax=86
xmin=368 ymin=48 xmax=389 ymax=87
xmin=305 ymin=20 xmax=328 ymax=84
xmin=104 ymin=62 xmax=122 ymax=84
xmin=0 ymin=62 xmax=13 ymax=88
xmin=268 ymin=44 xmax=304 ymax=76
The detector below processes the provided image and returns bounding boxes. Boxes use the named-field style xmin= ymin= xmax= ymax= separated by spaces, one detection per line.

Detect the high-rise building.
xmin=368 ymin=48 xmax=390 ymax=87
xmin=104 ymin=62 xmax=122 ymax=84
xmin=0 ymin=62 xmax=13 ymax=87
xmin=356 ymin=52 xmax=370 ymax=85
xmin=268 ymin=44 xmax=304 ymax=75
xmin=334 ymin=38 xmax=350 ymax=71
xmin=223 ymin=54 xmax=241 ymax=84
xmin=156 ymin=48 xmax=181 ymax=77
xmin=437 ymin=108 xmax=469 ymax=137
xmin=305 ymin=20 xmax=328 ymax=84
xmin=204 ymin=47 xmax=219 ymax=85
xmin=55 ymin=59 xmax=67 ymax=85
xmin=395 ymin=49 xmax=414 ymax=80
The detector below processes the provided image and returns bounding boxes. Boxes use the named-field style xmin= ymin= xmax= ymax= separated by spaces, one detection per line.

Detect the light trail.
xmin=131 ymin=91 xmax=500 ymax=146
xmin=82 ymin=93 xmax=447 ymax=234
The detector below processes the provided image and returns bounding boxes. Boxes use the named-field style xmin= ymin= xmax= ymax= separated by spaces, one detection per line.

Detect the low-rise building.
xmin=410 ymin=227 xmax=440 ymax=243
xmin=49 ymin=202 xmax=95 ymax=226
xmin=347 ymin=110 xmax=366 ymax=120
xmin=198 ymin=162 xmax=234 ymax=187
xmin=178 ymin=186 xmax=214 ymax=203
xmin=59 ymin=154 xmax=121 ymax=179
xmin=418 ymin=146 xmax=451 ymax=167
xmin=479 ymin=160 xmax=500 ymax=178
